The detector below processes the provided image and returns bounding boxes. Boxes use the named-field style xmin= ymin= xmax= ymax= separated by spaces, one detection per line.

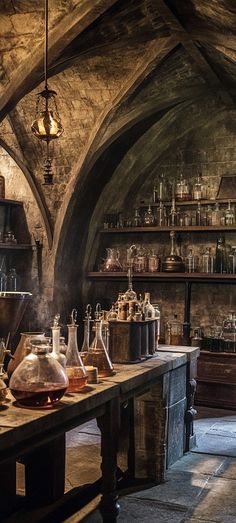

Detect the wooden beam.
xmin=155 ymin=0 xmax=234 ymax=106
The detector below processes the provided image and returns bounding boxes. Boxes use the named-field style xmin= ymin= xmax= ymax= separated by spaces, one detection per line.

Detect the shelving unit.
xmin=100 ymin=225 xmax=236 ymax=233
xmin=139 ymin=198 xmax=236 ymax=207
xmin=0 ymin=244 xmax=32 ymax=251
xmin=87 ymin=272 xmax=236 ymax=283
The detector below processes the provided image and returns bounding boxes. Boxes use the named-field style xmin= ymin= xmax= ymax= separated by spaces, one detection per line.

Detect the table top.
xmin=0 ymin=349 xmax=199 ymax=460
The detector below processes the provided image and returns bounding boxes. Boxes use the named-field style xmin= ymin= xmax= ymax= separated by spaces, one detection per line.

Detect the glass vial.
xmin=51 ymin=314 xmax=66 ymax=368
xmin=66 ymin=309 xmax=88 ymax=391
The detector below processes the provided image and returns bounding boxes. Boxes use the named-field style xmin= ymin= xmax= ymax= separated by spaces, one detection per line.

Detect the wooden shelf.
xmin=100 ymin=225 xmax=236 ymax=233
xmin=0 ymin=244 xmax=33 ymax=250
xmin=87 ymin=272 xmax=236 ymax=283
xmin=140 ymin=198 xmax=236 ymax=208
xmin=0 ymin=198 xmax=23 ymax=207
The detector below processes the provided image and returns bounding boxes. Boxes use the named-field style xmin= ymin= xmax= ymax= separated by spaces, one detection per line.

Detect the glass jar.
xmin=9 ymin=343 xmax=69 ymax=408
xmin=143 ymin=205 xmax=155 ymax=226
xmin=192 ymin=174 xmax=203 ymax=200
xmin=228 ymin=246 xmax=236 ymax=274
xmin=201 ymin=248 xmax=214 ymax=273
xmin=147 ymin=250 xmax=159 ymax=272
xmin=224 ymin=201 xmax=235 ymax=226
xmin=191 ymin=327 xmax=202 ymax=348
xmin=212 ymin=202 xmax=221 ymax=226
xmin=133 ymin=247 xmax=146 ymax=273
xmin=185 ymin=249 xmax=198 ymax=273
xmin=215 ymin=237 xmax=227 ymax=273
xmin=165 ymin=314 xmax=183 ymax=345
xmin=175 ymin=174 xmax=191 ymax=201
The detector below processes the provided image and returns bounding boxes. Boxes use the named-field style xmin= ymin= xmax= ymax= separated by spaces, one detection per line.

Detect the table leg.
xmin=0 ymin=460 xmax=16 ymax=515
xmin=24 ymin=434 xmax=66 ymax=504
xmin=97 ymin=397 xmax=120 ymax=523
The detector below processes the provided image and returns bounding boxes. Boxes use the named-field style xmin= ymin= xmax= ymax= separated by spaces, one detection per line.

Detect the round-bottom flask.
xmin=83 ymin=320 xmax=114 ymax=377
xmin=9 ymin=343 xmax=69 ymax=408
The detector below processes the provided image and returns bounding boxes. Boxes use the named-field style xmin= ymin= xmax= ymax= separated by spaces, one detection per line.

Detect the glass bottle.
xmin=192 ymin=174 xmax=203 ymax=200
xmin=51 ymin=314 xmax=66 ymax=368
xmin=7 ymin=332 xmax=46 ymax=378
xmin=165 ymin=314 xmax=183 ymax=345
xmin=169 ymin=197 xmax=177 ymax=226
xmin=215 ymin=237 xmax=227 ymax=273
xmin=0 ymin=269 xmax=6 ymax=291
xmin=153 ymin=304 xmax=161 ymax=350
xmin=212 ymin=202 xmax=221 ymax=226
xmin=83 ymin=318 xmax=114 ymax=377
xmin=133 ymin=208 xmax=142 ymax=227
xmin=196 ymin=202 xmax=202 ymax=226
xmin=80 ymin=304 xmax=92 ymax=361
xmin=224 ymin=201 xmax=235 ymax=226
xmin=156 ymin=201 xmax=166 ymax=227
xmin=66 ymin=309 xmax=87 ymax=391
xmin=206 ymin=205 xmax=212 ymax=226
xmin=147 ymin=250 xmax=159 ymax=272
xmin=228 ymin=246 xmax=236 ymax=274
xmin=202 ymin=248 xmax=214 ymax=273
xmin=175 ymin=173 xmax=191 ymax=201
xmin=143 ymin=205 xmax=155 ymax=226
xmin=133 ymin=246 xmax=146 ymax=273
xmin=101 ymin=248 xmax=122 ymax=272
xmin=185 ymin=249 xmax=198 ymax=273
xmin=153 ymin=174 xmax=165 ymax=203
xmin=9 ymin=342 xmax=69 ymax=408
xmin=6 ymin=268 xmax=19 ymax=291
xmin=191 ymin=327 xmax=202 ymax=348
xmin=143 ymin=292 xmax=155 ymax=319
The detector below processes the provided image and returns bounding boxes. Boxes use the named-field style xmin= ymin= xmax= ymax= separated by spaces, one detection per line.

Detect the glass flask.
xmin=185 ymin=249 xmax=198 ymax=273
xmin=66 ymin=309 xmax=88 ymax=392
xmin=205 ymin=205 xmax=213 ymax=226
xmin=9 ymin=343 xmax=69 ymax=408
xmin=228 ymin=246 xmax=236 ymax=274
xmin=147 ymin=250 xmax=159 ymax=272
xmin=7 ymin=332 xmax=46 ymax=378
xmin=83 ymin=318 xmax=114 ymax=377
xmin=162 ymin=230 xmax=185 ymax=272
xmin=153 ymin=174 xmax=166 ymax=203
xmin=0 ymin=269 xmax=6 ymax=292
xmin=51 ymin=314 xmax=66 ymax=368
xmin=201 ymin=248 xmax=214 ymax=273
xmin=80 ymin=304 xmax=92 ymax=361
xmin=175 ymin=173 xmax=191 ymax=201
xmin=165 ymin=314 xmax=183 ymax=345
xmin=224 ymin=201 xmax=235 ymax=226
xmin=215 ymin=237 xmax=227 ymax=273
xmin=143 ymin=205 xmax=155 ymax=226
xmin=101 ymin=248 xmax=122 ymax=272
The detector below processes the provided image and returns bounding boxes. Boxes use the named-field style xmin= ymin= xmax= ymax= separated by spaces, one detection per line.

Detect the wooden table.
xmin=0 ymin=348 xmax=198 ymax=523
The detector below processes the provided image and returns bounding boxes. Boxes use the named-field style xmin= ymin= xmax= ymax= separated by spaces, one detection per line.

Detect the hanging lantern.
xmin=31 ymin=0 xmax=63 ymax=185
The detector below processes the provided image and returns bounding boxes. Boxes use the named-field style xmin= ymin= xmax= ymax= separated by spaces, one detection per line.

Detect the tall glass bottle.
xmin=80 ymin=304 xmax=92 ymax=361
xmin=169 ymin=197 xmax=177 ymax=226
xmin=212 ymin=202 xmax=221 ymax=226
xmin=196 ymin=202 xmax=202 ymax=226
xmin=224 ymin=201 xmax=235 ymax=225
xmin=143 ymin=205 xmax=155 ymax=226
xmin=51 ymin=314 xmax=66 ymax=368
xmin=66 ymin=309 xmax=87 ymax=391
xmin=143 ymin=292 xmax=155 ymax=319
xmin=215 ymin=237 xmax=227 ymax=274
xmin=202 ymin=248 xmax=214 ymax=273
xmin=83 ymin=318 xmax=114 ymax=377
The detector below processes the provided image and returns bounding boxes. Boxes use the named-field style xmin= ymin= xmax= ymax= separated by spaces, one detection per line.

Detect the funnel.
xmin=0 ymin=292 xmax=32 ymax=345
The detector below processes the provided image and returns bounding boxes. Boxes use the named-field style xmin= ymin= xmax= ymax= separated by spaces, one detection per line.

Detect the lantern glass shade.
xmin=31 ymin=110 xmax=63 ymax=141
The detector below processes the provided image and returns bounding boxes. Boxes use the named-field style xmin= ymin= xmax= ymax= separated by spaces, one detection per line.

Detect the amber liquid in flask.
xmin=66 ymin=309 xmax=88 ymax=392
xmin=9 ymin=344 xmax=69 ymax=408
xmin=83 ymin=319 xmax=114 ymax=377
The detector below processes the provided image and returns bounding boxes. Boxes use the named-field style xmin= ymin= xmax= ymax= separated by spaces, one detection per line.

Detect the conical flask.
xmin=83 ymin=318 xmax=114 ymax=377
xmin=51 ymin=314 xmax=66 ymax=368
xmin=9 ymin=343 xmax=69 ymax=408
xmin=66 ymin=309 xmax=87 ymax=392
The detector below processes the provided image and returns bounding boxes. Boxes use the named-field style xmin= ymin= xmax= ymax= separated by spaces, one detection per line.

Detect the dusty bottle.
xmin=66 ymin=309 xmax=87 ymax=391
xmin=165 ymin=314 xmax=183 ymax=345
xmin=143 ymin=292 xmax=155 ymax=319
xmin=83 ymin=318 xmax=114 ymax=377
xmin=9 ymin=342 xmax=69 ymax=408
xmin=215 ymin=237 xmax=227 ymax=273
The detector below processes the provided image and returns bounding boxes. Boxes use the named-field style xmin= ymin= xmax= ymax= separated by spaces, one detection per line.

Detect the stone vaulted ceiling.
xmin=0 ymin=0 xmax=235 ymax=296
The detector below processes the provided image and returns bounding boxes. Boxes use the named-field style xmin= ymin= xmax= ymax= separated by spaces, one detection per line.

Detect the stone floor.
xmin=16 ymin=406 xmax=236 ymax=522
xmin=64 ymin=406 xmax=236 ymax=523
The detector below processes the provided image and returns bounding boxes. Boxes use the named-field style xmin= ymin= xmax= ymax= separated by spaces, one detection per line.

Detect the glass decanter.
xmin=175 ymin=173 xmax=191 ymax=201
xmin=51 ymin=314 xmax=66 ymax=368
xmin=9 ymin=342 xmax=69 ymax=408
xmin=83 ymin=318 xmax=114 ymax=377
xmin=66 ymin=309 xmax=87 ymax=391
xmin=101 ymin=248 xmax=122 ymax=272
xmin=224 ymin=201 xmax=235 ymax=226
